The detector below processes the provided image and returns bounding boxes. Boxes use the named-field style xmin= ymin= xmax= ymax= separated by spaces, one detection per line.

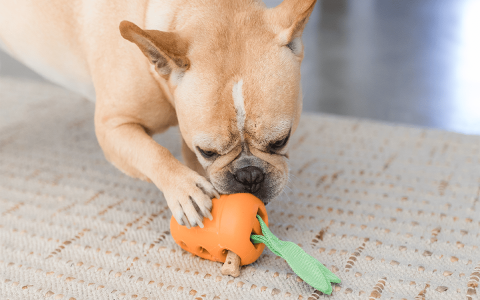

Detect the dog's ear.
xmin=267 ymin=0 xmax=317 ymax=55
xmin=119 ymin=20 xmax=190 ymax=77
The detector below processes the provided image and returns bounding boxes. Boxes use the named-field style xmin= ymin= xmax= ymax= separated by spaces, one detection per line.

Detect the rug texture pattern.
xmin=1 ymin=77 xmax=480 ymax=300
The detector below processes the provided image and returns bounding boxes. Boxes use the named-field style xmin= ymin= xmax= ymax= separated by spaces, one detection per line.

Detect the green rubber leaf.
xmin=251 ymin=215 xmax=341 ymax=295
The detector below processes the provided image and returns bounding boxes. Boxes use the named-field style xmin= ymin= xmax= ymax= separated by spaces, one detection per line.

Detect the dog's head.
xmin=120 ymin=0 xmax=316 ymax=204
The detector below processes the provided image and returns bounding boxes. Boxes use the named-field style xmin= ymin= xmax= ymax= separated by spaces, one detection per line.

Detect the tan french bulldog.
xmin=0 ymin=0 xmax=316 ymax=228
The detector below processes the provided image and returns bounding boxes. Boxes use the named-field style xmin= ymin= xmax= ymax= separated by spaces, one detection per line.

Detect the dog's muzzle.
xmin=233 ymin=166 xmax=265 ymax=193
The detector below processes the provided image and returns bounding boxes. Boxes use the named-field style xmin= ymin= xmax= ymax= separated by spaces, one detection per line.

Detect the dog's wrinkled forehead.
xmin=173 ymin=0 xmax=308 ymax=150
xmin=231 ymin=79 xmax=294 ymax=144
xmin=186 ymin=76 xmax=296 ymax=155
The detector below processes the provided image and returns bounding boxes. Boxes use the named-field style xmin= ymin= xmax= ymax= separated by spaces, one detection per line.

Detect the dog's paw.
xmin=163 ymin=168 xmax=220 ymax=228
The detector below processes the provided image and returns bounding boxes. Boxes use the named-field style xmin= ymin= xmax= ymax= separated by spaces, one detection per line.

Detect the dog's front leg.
xmin=95 ymin=118 xmax=218 ymax=228
xmin=90 ymin=21 xmax=222 ymax=228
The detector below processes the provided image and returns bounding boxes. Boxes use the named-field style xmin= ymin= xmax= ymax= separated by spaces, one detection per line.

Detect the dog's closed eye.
xmin=286 ymin=37 xmax=302 ymax=56
xmin=268 ymin=132 xmax=290 ymax=152
xmin=197 ymin=147 xmax=218 ymax=159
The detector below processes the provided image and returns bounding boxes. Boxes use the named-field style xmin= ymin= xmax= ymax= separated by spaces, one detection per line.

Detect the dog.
xmin=0 ymin=0 xmax=316 ymax=228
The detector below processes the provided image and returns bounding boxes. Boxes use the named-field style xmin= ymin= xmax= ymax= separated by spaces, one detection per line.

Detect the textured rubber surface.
xmin=170 ymin=194 xmax=267 ymax=266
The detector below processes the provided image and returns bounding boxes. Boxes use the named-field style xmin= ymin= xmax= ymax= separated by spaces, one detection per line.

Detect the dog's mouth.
xmin=205 ymin=148 xmax=289 ymax=205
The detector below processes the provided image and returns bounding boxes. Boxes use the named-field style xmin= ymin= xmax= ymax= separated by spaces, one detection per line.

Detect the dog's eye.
xmin=269 ymin=135 xmax=290 ymax=151
xmin=197 ymin=147 xmax=218 ymax=159
xmin=286 ymin=37 xmax=302 ymax=55
xmin=286 ymin=41 xmax=296 ymax=52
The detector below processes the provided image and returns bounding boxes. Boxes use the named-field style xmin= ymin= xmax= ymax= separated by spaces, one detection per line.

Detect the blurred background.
xmin=1 ymin=0 xmax=479 ymax=135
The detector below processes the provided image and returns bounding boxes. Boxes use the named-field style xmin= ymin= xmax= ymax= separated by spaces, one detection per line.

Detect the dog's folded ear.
xmin=119 ymin=20 xmax=190 ymax=77
xmin=267 ymin=0 xmax=317 ymax=55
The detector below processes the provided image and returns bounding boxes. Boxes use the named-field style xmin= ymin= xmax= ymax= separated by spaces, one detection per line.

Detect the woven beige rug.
xmin=1 ymin=77 xmax=480 ymax=300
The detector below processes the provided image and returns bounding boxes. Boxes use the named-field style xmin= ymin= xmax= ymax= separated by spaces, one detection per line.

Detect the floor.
xmin=1 ymin=0 xmax=479 ymax=135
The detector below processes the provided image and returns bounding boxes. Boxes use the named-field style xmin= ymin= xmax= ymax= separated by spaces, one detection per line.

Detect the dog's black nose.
xmin=234 ymin=166 xmax=264 ymax=193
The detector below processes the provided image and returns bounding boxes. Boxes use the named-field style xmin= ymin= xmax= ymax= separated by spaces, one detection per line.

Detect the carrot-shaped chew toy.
xmin=170 ymin=194 xmax=267 ymax=274
xmin=170 ymin=193 xmax=341 ymax=295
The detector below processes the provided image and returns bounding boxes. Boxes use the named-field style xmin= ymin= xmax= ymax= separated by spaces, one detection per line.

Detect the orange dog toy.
xmin=170 ymin=193 xmax=268 ymax=276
